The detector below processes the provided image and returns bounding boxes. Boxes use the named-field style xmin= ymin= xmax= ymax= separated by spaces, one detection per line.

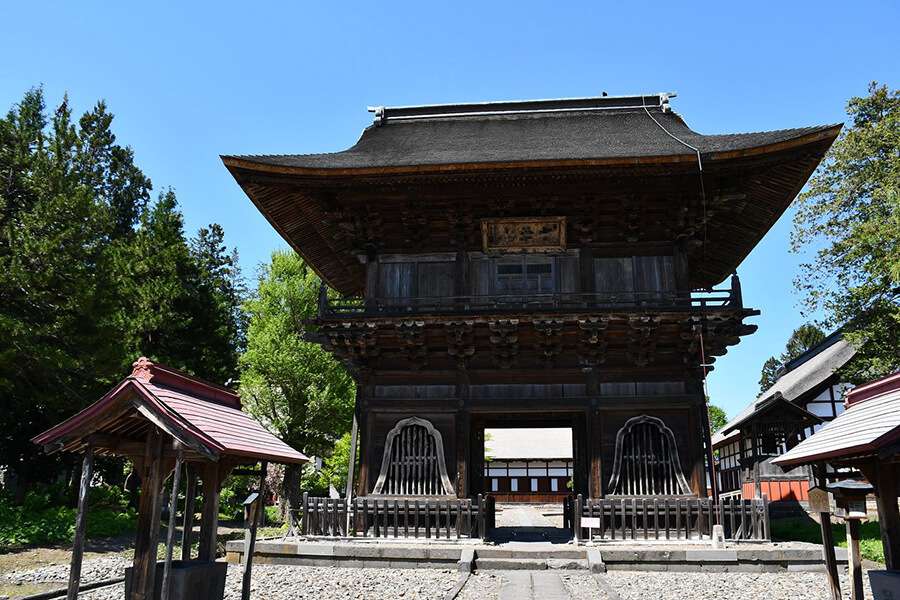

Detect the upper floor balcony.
xmin=318 ymin=274 xmax=744 ymax=319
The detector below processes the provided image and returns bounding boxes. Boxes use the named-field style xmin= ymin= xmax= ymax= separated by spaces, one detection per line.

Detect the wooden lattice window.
xmin=607 ymin=415 xmax=692 ymax=496
xmin=372 ymin=417 xmax=455 ymax=497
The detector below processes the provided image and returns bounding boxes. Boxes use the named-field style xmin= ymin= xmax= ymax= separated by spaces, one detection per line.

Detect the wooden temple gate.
xmin=223 ymin=93 xmax=839 ymax=542
xmin=32 ymin=359 xmax=308 ymax=600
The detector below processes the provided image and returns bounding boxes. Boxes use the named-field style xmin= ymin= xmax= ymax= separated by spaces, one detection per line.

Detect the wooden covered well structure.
xmin=32 ymin=358 xmax=308 ymax=600
xmin=775 ymin=371 xmax=900 ymax=584
xmin=223 ymin=93 xmax=839 ymax=530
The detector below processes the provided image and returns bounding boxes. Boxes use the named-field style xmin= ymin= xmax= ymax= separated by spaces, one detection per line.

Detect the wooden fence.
xmin=300 ymin=493 xmax=493 ymax=539
xmin=570 ymin=495 xmax=770 ymax=542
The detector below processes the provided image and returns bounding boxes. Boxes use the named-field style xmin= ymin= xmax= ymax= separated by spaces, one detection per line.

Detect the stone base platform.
xmin=225 ymin=539 xmax=847 ymax=573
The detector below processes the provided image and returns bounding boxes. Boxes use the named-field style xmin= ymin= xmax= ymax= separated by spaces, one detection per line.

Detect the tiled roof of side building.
xmin=223 ymin=94 xmax=840 ymax=171
xmin=711 ymin=332 xmax=857 ymax=447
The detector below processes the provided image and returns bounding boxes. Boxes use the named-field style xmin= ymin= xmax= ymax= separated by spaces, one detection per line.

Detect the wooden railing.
xmin=570 ymin=495 xmax=769 ymax=542
xmin=299 ymin=493 xmax=494 ymax=539
xmin=320 ymin=287 xmax=739 ymax=318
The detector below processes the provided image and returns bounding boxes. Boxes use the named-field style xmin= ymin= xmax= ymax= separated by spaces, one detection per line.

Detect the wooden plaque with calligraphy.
xmin=481 ymin=217 xmax=567 ymax=253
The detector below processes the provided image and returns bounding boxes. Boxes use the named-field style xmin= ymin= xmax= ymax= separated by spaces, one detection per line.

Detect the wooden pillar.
xmin=579 ymin=247 xmax=595 ymax=294
xmin=846 ymin=519 xmax=864 ymax=600
xmin=815 ymin=467 xmax=842 ymax=600
xmin=588 ymin=408 xmax=602 ymax=499
xmin=66 ymin=446 xmax=93 ymax=600
xmin=470 ymin=419 xmax=485 ymax=497
xmin=456 ymin=410 xmax=470 ymax=498
xmin=161 ymin=452 xmax=183 ymax=600
xmin=180 ymin=467 xmax=197 ymax=561
xmin=345 ymin=414 xmax=359 ymax=500
xmin=132 ymin=428 xmax=166 ymax=600
xmin=357 ymin=408 xmax=374 ymax=496
xmin=700 ymin=400 xmax=717 ymax=501
xmin=873 ymin=461 xmax=900 ymax=570
xmin=241 ymin=461 xmax=267 ymax=600
xmin=197 ymin=461 xmax=221 ymax=562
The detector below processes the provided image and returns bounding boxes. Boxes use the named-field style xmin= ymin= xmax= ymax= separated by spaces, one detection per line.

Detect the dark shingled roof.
xmin=225 ymin=94 xmax=839 ymax=171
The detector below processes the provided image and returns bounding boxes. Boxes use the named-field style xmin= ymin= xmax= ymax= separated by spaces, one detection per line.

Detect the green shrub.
xmin=0 ymin=487 xmax=136 ymax=549
xmin=771 ymin=517 xmax=885 ymax=564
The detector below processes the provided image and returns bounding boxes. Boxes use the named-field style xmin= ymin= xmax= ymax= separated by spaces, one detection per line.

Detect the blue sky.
xmin=2 ymin=1 xmax=897 ymax=418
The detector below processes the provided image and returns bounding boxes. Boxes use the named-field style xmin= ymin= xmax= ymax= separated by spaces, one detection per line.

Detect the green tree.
xmin=0 ymin=88 xmax=244 ymax=494
xmin=708 ymin=404 xmax=728 ymax=433
xmin=239 ymin=250 xmax=355 ymax=514
xmin=792 ymin=82 xmax=900 ymax=381
xmin=758 ymin=324 xmax=826 ymax=391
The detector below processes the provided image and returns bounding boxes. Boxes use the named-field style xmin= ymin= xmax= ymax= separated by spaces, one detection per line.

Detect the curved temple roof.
xmin=224 ymin=93 xmax=838 ymax=172
xmin=223 ymin=93 xmax=841 ymax=294
xmin=32 ymin=358 xmax=308 ymax=465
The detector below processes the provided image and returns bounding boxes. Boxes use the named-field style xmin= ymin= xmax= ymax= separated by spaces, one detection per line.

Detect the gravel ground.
xmin=561 ymin=572 xmax=613 ymax=599
xmin=607 ymin=569 xmax=874 ymax=600
xmin=1 ymin=555 xmax=129 ymax=586
xmin=456 ymin=572 xmax=500 ymax=599
xmin=79 ymin=565 xmax=460 ymax=600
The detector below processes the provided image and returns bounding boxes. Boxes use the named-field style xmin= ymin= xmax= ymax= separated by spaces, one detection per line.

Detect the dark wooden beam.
xmin=197 ymin=461 xmax=221 ymax=562
xmin=181 ymin=467 xmax=197 ymax=561
xmin=131 ymin=428 xmax=165 ymax=600
xmin=66 ymin=446 xmax=93 ymax=600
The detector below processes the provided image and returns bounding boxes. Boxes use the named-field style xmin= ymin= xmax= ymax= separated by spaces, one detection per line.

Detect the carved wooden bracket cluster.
xmin=322 ymin=202 xmax=383 ymax=256
xmin=533 ymin=319 xmax=564 ymax=367
xmin=577 ymin=316 xmax=609 ymax=370
xmin=447 ymin=203 xmax=475 ymax=249
xmin=396 ymin=320 xmax=427 ymax=369
xmin=322 ymin=322 xmax=379 ymax=363
xmin=618 ymin=197 xmax=643 ymax=243
xmin=445 ymin=320 xmax=475 ymax=369
xmin=489 ymin=319 xmax=519 ymax=369
xmin=627 ymin=315 xmax=660 ymax=367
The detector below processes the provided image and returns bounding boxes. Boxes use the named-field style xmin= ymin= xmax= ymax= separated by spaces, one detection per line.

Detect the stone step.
xmin=476 ymin=557 xmax=549 ymax=570
xmin=475 ymin=556 xmax=589 ymax=570
xmin=476 ymin=547 xmax=587 ymax=560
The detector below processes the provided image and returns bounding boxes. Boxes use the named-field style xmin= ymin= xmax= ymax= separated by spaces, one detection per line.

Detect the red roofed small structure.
xmin=33 ymin=358 xmax=307 ymax=600
xmin=33 ymin=357 xmax=307 ymax=465
xmin=774 ymin=370 xmax=900 ymax=587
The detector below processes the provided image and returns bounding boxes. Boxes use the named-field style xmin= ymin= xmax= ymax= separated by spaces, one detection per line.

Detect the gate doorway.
xmin=473 ymin=417 xmax=581 ymax=543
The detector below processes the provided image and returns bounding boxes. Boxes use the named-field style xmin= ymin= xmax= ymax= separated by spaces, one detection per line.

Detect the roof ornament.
xmin=367 ymin=105 xmax=386 ymax=126
xmin=131 ymin=356 xmax=154 ymax=382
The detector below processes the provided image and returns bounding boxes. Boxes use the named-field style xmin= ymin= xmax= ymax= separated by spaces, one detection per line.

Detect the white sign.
xmin=582 ymin=517 xmax=601 ymax=528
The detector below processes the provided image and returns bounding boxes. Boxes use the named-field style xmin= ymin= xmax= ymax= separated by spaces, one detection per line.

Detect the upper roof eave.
xmin=221 ymin=123 xmax=842 ymax=180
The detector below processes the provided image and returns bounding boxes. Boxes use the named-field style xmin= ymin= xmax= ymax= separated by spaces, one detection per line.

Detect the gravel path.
xmin=606 ymin=569 xmax=875 ymax=600
xmin=1 ymin=555 xmax=129 ymax=587
xmin=79 ymin=565 xmax=460 ymax=600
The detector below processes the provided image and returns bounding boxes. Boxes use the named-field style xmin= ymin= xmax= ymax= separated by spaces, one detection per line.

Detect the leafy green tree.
xmin=758 ymin=324 xmax=826 ymax=391
xmin=707 ymin=404 xmax=728 ymax=433
xmin=792 ymin=82 xmax=900 ymax=381
xmin=0 ymin=88 xmax=244 ymax=494
xmin=239 ymin=250 xmax=355 ymax=514
xmin=301 ymin=432 xmax=356 ymax=496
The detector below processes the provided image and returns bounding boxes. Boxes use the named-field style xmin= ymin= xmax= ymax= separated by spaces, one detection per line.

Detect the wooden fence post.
xmin=241 ymin=461 xmax=267 ymax=600
xmin=66 ymin=445 xmax=93 ymax=600
xmin=161 ymin=451 xmax=183 ymax=600
xmin=181 ymin=467 xmax=197 ymax=560
xmin=574 ymin=494 xmax=582 ymax=543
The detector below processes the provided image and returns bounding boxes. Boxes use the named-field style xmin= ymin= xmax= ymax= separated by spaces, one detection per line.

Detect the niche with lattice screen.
xmin=372 ymin=417 xmax=455 ymax=497
xmin=607 ymin=415 xmax=692 ymax=496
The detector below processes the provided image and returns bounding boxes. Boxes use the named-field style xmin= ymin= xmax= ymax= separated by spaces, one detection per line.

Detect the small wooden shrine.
xmin=224 ymin=93 xmax=839 ymax=509
xmin=32 ymin=358 xmax=307 ymax=600
xmin=775 ymin=371 xmax=900 ymax=600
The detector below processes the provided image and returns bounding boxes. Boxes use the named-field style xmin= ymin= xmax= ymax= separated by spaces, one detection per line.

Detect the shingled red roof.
xmin=33 ymin=358 xmax=308 ymax=465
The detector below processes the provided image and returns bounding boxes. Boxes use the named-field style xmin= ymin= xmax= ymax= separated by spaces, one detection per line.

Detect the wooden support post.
xmin=241 ymin=461 xmax=268 ymax=600
xmin=66 ymin=446 xmax=93 ymax=600
xmin=869 ymin=460 xmax=900 ymax=570
xmin=815 ymin=467 xmax=842 ymax=600
xmin=345 ymin=414 xmax=359 ymax=533
xmin=181 ymin=467 xmax=197 ymax=561
xmin=161 ymin=451 xmax=183 ymax=600
xmin=846 ymin=519 xmax=864 ymax=600
xmin=198 ymin=462 xmax=221 ymax=562
xmin=132 ymin=428 xmax=166 ymax=600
